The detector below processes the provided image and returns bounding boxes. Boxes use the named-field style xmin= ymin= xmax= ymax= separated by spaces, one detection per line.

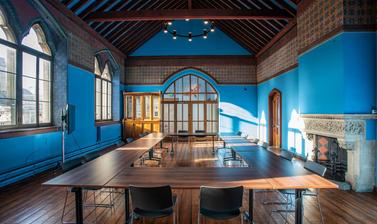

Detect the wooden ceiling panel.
xmin=59 ymin=0 xmax=297 ymax=55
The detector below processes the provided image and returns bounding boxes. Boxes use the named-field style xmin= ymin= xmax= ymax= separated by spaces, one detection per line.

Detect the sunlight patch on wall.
xmin=259 ymin=111 xmax=267 ymax=143
xmin=219 ymin=102 xmax=258 ymax=137
xmin=288 ymin=109 xmax=303 ymax=154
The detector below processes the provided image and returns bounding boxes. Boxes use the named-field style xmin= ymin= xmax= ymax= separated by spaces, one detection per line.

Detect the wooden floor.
xmin=1 ymin=141 xmax=377 ymax=224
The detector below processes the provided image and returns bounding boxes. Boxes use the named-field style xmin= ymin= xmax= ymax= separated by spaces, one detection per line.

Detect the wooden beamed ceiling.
xmin=59 ymin=0 xmax=298 ymax=55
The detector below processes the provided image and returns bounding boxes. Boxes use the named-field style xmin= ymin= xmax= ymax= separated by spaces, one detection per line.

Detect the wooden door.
xmin=269 ymin=89 xmax=281 ymax=147
xmin=123 ymin=92 xmax=161 ymax=139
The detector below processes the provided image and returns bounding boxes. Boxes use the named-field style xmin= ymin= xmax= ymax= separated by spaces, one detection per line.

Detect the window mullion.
xmin=16 ymin=47 xmax=22 ymax=126
xmin=36 ymin=57 xmax=40 ymax=126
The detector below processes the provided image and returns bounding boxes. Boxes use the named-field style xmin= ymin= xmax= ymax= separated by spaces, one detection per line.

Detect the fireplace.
xmin=313 ymin=135 xmax=347 ymax=182
xmin=300 ymin=114 xmax=377 ymax=192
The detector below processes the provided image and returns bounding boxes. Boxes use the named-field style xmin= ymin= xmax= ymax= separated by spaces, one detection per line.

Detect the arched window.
xmin=95 ymin=57 xmax=112 ymax=121
xmin=21 ymin=24 xmax=52 ymax=125
xmin=161 ymin=74 xmax=218 ymax=133
xmin=0 ymin=9 xmax=17 ymax=127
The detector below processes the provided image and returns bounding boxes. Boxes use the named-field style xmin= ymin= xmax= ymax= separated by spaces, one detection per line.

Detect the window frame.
xmin=0 ymin=26 xmax=53 ymax=130
xmin=20 ymin=43 xmax=53 ymax=128
xmin=94 ymin=59 xmax=113 ymax=122
xmin=161 ymin=74 xmax=219 ymax=133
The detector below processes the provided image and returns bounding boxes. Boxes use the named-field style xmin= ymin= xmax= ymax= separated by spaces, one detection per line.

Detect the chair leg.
xmin=61 ymin=189 xmax=69 ymax=223
xmin=240 ymin=214 xmax=244 ymax=224
xmin=316 ymin=189 xmax=325 ymax=224
xmin=130 ymin=213 xmax=134 ymax=224
xmin=93 ymin=191 xmax=98 ymax=223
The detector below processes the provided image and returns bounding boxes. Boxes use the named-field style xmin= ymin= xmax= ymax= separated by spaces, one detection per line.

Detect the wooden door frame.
xmin=268 ymin=88 xmax=282 ymax=147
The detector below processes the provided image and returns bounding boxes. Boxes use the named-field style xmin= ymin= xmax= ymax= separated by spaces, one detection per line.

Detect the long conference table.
xmin=43 ymin=132 xmax=337 ymax=224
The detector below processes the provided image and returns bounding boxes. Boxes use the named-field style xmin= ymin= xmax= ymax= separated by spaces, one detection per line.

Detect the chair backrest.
xmin=280 ymin=150 xmax=293 ymax=161
xmin=195 ymin=130 xmax=205 ymax=133
xmin=200 ymin=186 xmax=243 ymax=212
xmin=126 ymin=137 xmax=134 ymax=144
xmin=130 ymin=185 xmax=173 ymax=211
xmin=178 ymin=130 xmax=188 ymax=134
xmin=304 ymin=160 xmax=327 ymax=177
xmin=236 ymin=131 xmax=242 ymax=136
xmin=139 ymin=132 xmax=149 ymax=138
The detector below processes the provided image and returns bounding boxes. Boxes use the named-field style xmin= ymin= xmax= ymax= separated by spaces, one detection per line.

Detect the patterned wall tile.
xmin=125 ymin=64 xmax=256 ymax=85
xmin=257 ymin=27 xmax=298 ymax=83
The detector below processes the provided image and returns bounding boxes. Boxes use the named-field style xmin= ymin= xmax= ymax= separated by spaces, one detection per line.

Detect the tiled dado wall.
xmin=256 ymin=0 xmax=376 ymax=83
xmin=125 ymin=56 xmax=257 ymax=84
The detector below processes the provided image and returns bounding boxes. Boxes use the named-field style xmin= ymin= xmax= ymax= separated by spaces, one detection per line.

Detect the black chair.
xmin=199 ymin=186 xmax=244 ymax=223
xmin=263 ymin=150 xmax=294 ymax=205
xmin=279 ymin=150 xmax=294 ymax=161
xmin=222 ymin=131 xmax=244 ymax=165
xmin=126 ymin=137 xmax=134 ymax=144
xmin=176 ymin=130 xmax=190 ymax=144
xmin=194 ymin=130 xmax=207 ymax=142
xmin=271 ymin=160 xmax=327 ymax=224
xmin=129 ymin=185 xmax=178 ymax=223
xmin=139 ymin=132 xmax=150 ymax=138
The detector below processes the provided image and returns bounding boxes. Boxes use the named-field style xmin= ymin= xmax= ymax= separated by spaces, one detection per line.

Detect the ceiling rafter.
xmin=85 ymin=8 xmax=292 ymax=22
xmin=70 ymin=0 xmax=90 ymax=13
xmin=119 ymin=2 xmax=186 ymax=52
xmin=94 ymin=0 xmax=149 ymax=34
xmin=58 ymin=0 xmax=298 ymax=56
xmin=102 ymin=0 xmax=176 ymax=40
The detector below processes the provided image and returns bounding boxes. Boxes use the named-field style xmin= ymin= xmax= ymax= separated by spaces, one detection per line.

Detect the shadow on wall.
xmin=219 ymin=102 xmax=258 ymax=138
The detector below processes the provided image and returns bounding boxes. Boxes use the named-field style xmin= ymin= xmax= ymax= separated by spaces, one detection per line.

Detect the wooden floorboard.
xmin=1 ymin=141 xmax=377 ymax=223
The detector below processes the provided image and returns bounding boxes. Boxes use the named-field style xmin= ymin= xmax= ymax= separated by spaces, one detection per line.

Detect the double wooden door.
xmin=162 ymin=101 xmax=218 ymax=134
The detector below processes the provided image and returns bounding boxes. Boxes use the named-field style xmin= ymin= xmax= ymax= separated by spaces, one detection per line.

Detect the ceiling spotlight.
xmin=163 ymin=23 xmax=168 ymax=33
xmin=185 ymin=18 xmax=190 ymax=21
xmin=210 ymin=22 xmax=215 ymax=32
xmin=188 ymin=32 xmax=192 ymax=42
xmin=203 ymin=29 xmax=208 ymax=39
xmin=167 ymin=21 xmax=172 ymax=26
xmin=173 ymin=30 xmax=177 ymax=40
xmin=204 ymin=20 xmax=209 ymax=24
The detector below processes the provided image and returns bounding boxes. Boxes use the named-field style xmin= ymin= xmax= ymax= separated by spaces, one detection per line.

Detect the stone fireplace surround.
xmin=300 ymin=114 xmax=377 ymax=192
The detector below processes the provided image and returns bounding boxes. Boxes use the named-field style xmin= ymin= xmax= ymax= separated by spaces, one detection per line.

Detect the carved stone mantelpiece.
xmin=300 ymin=114 xmax=377 ymax=192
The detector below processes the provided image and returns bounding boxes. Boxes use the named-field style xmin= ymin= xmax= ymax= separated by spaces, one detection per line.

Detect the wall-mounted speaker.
xmin=62 ymin=104 xmax=75 ymax=134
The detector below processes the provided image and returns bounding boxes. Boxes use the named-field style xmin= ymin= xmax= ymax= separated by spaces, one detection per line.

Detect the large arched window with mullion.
xmin=95 ymin=57 xmax=112 ymax=121
xmin=21 ymin=24 xmax=52 ymax=126
xmin=0 ymin=9 xmax=17 ymax=127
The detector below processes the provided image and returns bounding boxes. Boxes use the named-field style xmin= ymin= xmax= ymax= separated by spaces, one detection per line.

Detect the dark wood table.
xmin=43 ymin=133 xmax=337 ymax=224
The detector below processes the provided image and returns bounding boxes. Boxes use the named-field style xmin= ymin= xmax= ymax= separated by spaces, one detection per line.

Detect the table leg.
xmin=72 ymin=187 xmax=83 ymax=224
xmin=170 ymin=136 xmax=175 ymax=155
xmin=248 ymin=189 xmax=254 ymax=223
xmin=125 ymin=188 xmax=130 ymax=224
xmin=295 ymin=189 xmax=304 ymax=224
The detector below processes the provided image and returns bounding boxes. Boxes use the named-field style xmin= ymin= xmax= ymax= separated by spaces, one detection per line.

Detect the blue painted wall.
xmin=299 ymin=32 xmax=376 ymax=114
xmin=123 ymin=68 xmax=259 ymax=138
xmin=0 ymin=65 xmax=122 ymax=187
xmin=257 ymin=68 xmax=305 ymax=157
xmin=131 ymin=20 xmax=251 ymax=56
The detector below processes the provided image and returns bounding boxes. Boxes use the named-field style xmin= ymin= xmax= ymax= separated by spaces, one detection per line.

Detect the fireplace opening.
xmin=313 ymin=135 xmax=347 ymax=182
